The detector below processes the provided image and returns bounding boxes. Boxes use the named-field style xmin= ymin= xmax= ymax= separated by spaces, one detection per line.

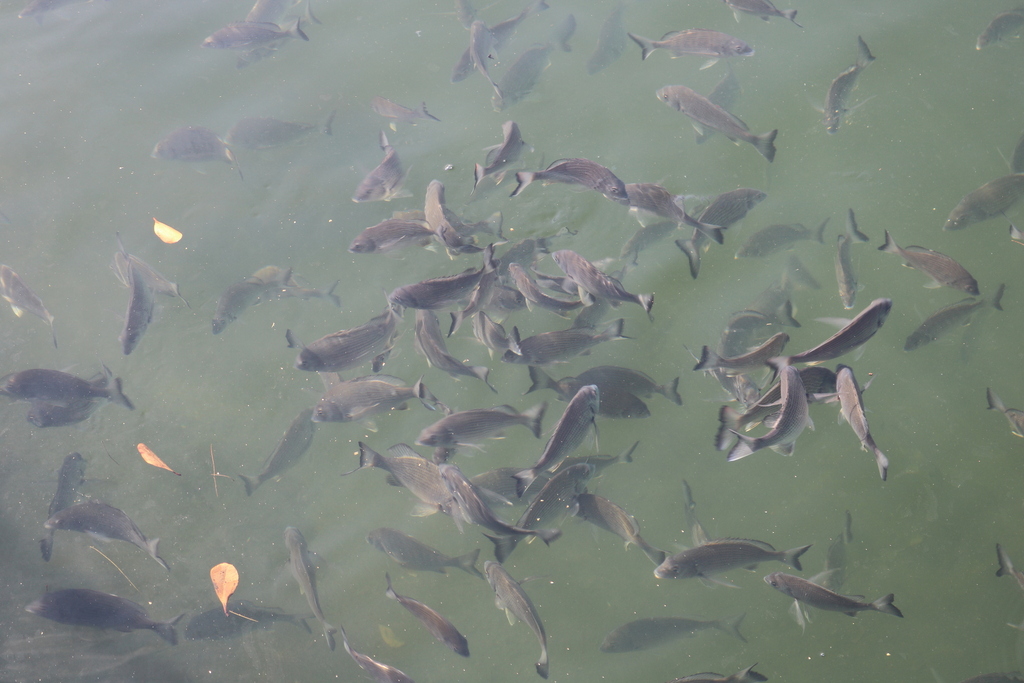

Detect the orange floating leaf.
xmin=210 ymin=563 xmax=239 ymax=615
xmin=153 ymin=218 xmax=183 ymax=244
xmin=136 ymin=443 xmax=181 ymax=476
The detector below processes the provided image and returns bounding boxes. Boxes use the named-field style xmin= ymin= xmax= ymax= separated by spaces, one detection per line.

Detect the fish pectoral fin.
xmin=843 ymin=611 xmax=858 ymax=617
xmin=411 ymin=502 xmax=440 ymax=517
xmin=699 ymin=57 xmax=719 ymax=70
xmin=504 ymin=608 xmax=518 ymax=626
xmin=771 ymin=442 xmax=796 ymax=456
xmin=85 ymin=531 xmax=113 ymax=543
xmin=699 ymin=575 xmax=740 ymax=589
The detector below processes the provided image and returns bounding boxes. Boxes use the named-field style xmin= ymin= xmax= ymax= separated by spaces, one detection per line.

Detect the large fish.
xmin=45 ymin=500 xmax=169 ymax=570
xmin=416 ymin=403 xmax=545 ymax=448
xmin=656 ymin=85 xmax=777 ymax=162
xmin=600 ymin=614 xmax=746 ymax=652
xmin=511 ymin=158 xmax=629 ymax=205
xmin=284 ymin=526 xmax=337 ymax=650
xmin=0 ymin=367 xmax=133 ymax=410
xmin=770 ymin=298 xmax=892 ymax=367
xmin=575 ymin=492 xmax=665 ymax=565
xmin=726 ymin=366 xmax=812 ymax=461
xmin=348 ymin=217 xmax=435 ymax=254
xmin=371 ymin=96 xmax=439 ymax=126
xmin=764 ymin=572 xmax=903 ymax=617
xmin=115 ymin=236 xmax=155 ymax=355
xmin=586 ymin=3 xmax=627 ymax=75
xmin=977 ymin=9 xmax=1024 ymax=49
xmin=352 ymin=131 xmax=410 ymax=202
xmin=655 ymin=538 xmax=811 ymax=581
xmin=484 ymin=561 xmax=549 ymax=678
xmin=722 ymin=0 xmax=800 ymax=26
xmin=212 ymin=265 xmax=296 ymax=334
xmin=388 ymin=245 xmax=498 ymax=310
xmin=878 ymin=230 xmax=979 ymax=294
xmin=493 ymin=44 xmax=552 ymax=111
xmin=944 ymin=174 xmax=1024 ymax=230
xmin=152 ymin=126 xmax=242 ymax=178
xmin=26 ymin=589 xmax=183 ymax=644
xmin=628 ymin=29 xmax=752 ymax=69
xmin=503 ymin=318 xmax=627 ymax=365
xmin=0 ymin=265 xmax=57 ymax=348
xmin=225 ymin=112 xmax=333 ymax=149
xmin=823 ymin=36 xmax=875 ymax=133
xmin=735 ymin=219 xmax=827 ymax=258
xmin=527 ymin=364 xmax=681 ymax=413
xmin=508 ymin=263 xmax=584 ymax=316
xmin=287 ymin=303 xmax=401 ymax=372
xmin=349 ymin=443 xmax=450 ymax=516
xmin=625 ymin=183 xmax=723 ymax=242
xmin=693 ymin=332 xmax=789 ymax=375
xmin=474 ymin=121 xmax=527 ymax=190
xmin=987 ymin=388 xmax=1024 ymax=438
xmin=677 ymin=188 xmax=767 ymax=278
xmin=112 ymin=248 xmax=190 ymax=309
xmin=202 ymin=18 xmax=308 ymax=49
xmin=514 ymin=385 xmax=599 ymax=496
xmin=39 ymin=452 xmax=85 ymax=561
xmin=367 ymin=527 xmax=483 ymax=579
xmin=904 ymin=285 xmax=1004 ymax=351
xmin=384 ymin=573 xmax=469 ymax=656
xmin=239 ymin=408 xmax=316 ymax=495
xmin=551 ymin=250 xmax=654 ymax=317
xmin=313 ymin=374 xmax=437 ymax=423
xmin=184 ymin=600 xmax=310 ymax=641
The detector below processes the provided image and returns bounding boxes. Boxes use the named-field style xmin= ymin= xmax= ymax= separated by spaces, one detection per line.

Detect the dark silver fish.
xmin=987 ymin=388 xmax=1024 ymax=438
xmin=628 ymin=29 xmax=752 ymax=68
xmin=552 ymin=250 xmax=654 ymax=317
xmin=620 ymin=221 xmax=678 ymax=265
xmin=371 ymin=96 xmax=440 ymax=125
xmin=657 ymin=85 xmax=777 ymax=162
xmin=824 ymin=36 xmax=875 ymax=132
xmin=338 ymin=624 xmax=414 ymax=683
xmin=904 ymin=285 xmax=1004 ymax=351
xmin=367 ymin=527 xmax=482 ymax=578
xmin=225 ymin=112 xmax=333 ymax=149
xmin=212 ymin=265 xmax=295 ymax=334
xmin=112 ymin=249 xmax=189 ymax=309
xmin=18 ymin=0 xmax=88 ymax=21
xmin=504 ymin=318 xmax=627 ymax=365
xmin=466 ymin=19 xmax=500 ymax=90
xmin=152 ymin=126 xmax=241 ymax=178
xmin=1 ymin=265 xmax=57 ymax=348
xmin=474 ymin=121 xmax=527 ymax=190
xmin=600 ymin=614 xmax=746 ymax=652
xmin=695 ymin=67 xmax=743 ymax=144
xmin=723 ymin=0 xmax=800 ymax=27
xmin=666 ymin=665 xmax=767 ymax=683
xmin=680 ymin=479 xmax=711 ymax=545
xmin=414 ymin=311 xmax=494 ymax=392
xmin=655 ymin=538 xmax=810 ymax=581
xmin=351 ymin=443 xmax=450 ymax=515
xmin=238 ymin=408 xmax=315 ymax=495
xmin=202 ymin=18 xmax=308 ymax=49
xmin=527 ymin=365 xmax=681 ymax=407
xmin=416 ymin=403 xmax=545 ymax=448
xmin=384 ymin=573 xmax=469 ymax=656
xmin=958 ymin=674 xmax=1024 ymax=683
xmin=473 ymin=310 xmax=518 ymax=357
xmin=677 ymin=188 xmax=767 ymax=278
xmin=835 ymin=232 xmax=857 ymax=309
xmin=764 ymin=572 xmax=903 ymax=617
xmin=493 ymin=44 xmax=552 ymax=111
xmin=46 ymin=500 xmax=169 ymax=570
xmin=878 ymin=230 xmax=979 ymax=294
xmin=116 ymin=236 xmax=155 ymax=356
xmin=575 ymin=492 xmax=665 ymax=565
xmin=586 ymin=3 xmax=627 ymax=75
xmin=388 ymin=245 xmax=498 ymax=310
xmin=349 ymin=217 xmax=434 ymax=254
xmin=26 ymin=589 xmax=182 ymax=644
xmin=771 ymin=297 xmax=892 ymax=367
xmin=353 ymin=131 xmax=410 ymax=202
xmin=735 ymin=219 xmax=827 ymax=258
xmin=508 ymin=263 xmax=584 ymax=316
xmin=511 ymin=158 xmax=629 ymax=205
xmin=424 ymin=179 xmax=485 ymax=255
xmin=284 ymin=526 xmax=337 ymax=650
xmin=489 ymin=0 xmax=549 ymax=52
xmin=184 ymin=600 xmax=310 ymax=641
xmin=694 ymin=332 xmax=789 ymax=375
xmin=554 ymin=14 xmax=575 ymax=51
xmin=287 ymin=303 xmax=400 ymax=372
xmin=514 ymin=385 xmax=599 ymax=497
xmin=834 ymin=365 xmax=888 ymax=480
xmin=313 ymin=374 xmax=436 ymax=423
xmin=945 ymin=174 xmax=1024 ymax=230
xmin=625 ymin=183 xmax=723 ymax=244
xmin=977 ymin=9 xmax=1024 ymax=48
xmin=40 ymin=453 xmax=85 ymax=561
xmin=26 ymin=397 xmax=101 ymax=427
xmin=0 ymin=367 xmax=133 ymax=410
xmin=484 ymin=561 xmax=549 ymax=678
xmin=726 ymin=366 xmax=812 ymax=461
xmin=997 ymin=543 xmax=1024 ymax=596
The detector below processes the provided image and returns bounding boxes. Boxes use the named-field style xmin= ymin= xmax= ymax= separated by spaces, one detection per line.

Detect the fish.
xmin=489 ymin=0 xmax=549 ymax=52
xmin=152 ymin=126 xmax=242 ymax=178
xmin=735 ymin=219 xmax=827 ymax=258
xmin=514 ymin=385 xmax=599 ymax=497
xmin=473 ymin=310 xmax=519 ymax=357
xmin=493 ymin=44 xmax=553 ymax=111
xmin=819 ymin=511 xmax=854 ymax=592
xmin=388 ymin=244 xmax=498 ymax=310
xmin=904 ymin=285 xmax=1005 ymax=351
xmin=367 ymin=527 xmax=482 ymax=578
xmin=726 ymin=366 xmax=812 ymax=461
xmin=764 ymin=572 xmax=903 ymax=617
xmin=656 ymin=85 xmax=777 ymax=162
xmin=695 ymin=67 xmax=743 ymax=144
xmin=997 ymin=543 xmax=1024 ymax=598
xmin=823 ymin=36 xmax=875 ymax=133
xmin=238 ymin=408 xmax=316 ymax=495
xmin=45 ymin=500 xmax=169 ymax=570
xmin=977 ymin=9 xmax=1024 ymax=49
xmin=680 ymin=480 xmax=711 ymax=545
xmin=413 ymin=309 xmax=495 ymax=391
xmin=350 ymin=443 xmax=450 ymax=516
xmin=504 ymin=318 xmax=628 ymax=365
xmin=39 ymin=452 xmax=86 ymax=562
xmin=423 ymin=179 xmax=486 ymax=255
xmin=511 ymin=158 xmax=629 ymax=205
xmin=833 ymin=365 xmax=888 ymax=480
xmin=18 ymin=0 xmax=89 ymax=21
xmin=771 ymin=297 xmax=892 ymax=367
xmin=384 ymin=573 xmax=469 ymax=656
xmin=945 ymin=174 xmax=1024 ymax=230
xmin=957 ymin=675 xmax=1024 ymax=683
xmin=625 ymin=183 xmax=723 ymax=242
xmin=416 ymin=403 xmax=545 ymax=448
xmin=655 ymin=538 xmax=811 ymax=581
xmin=554 ymin=14 xmax=575 ymax=51
xmin=0 ymin=367 xmax=133 ymax=410
xmin=353 ymin=131 xmax=410 ymax=203
xmin=312 ymin=374 xmax=437 ymax=423
xmin=115 ymin=236 xmax=155 ymax=355
xmin=202 ymin=18 xmax=308 ymax=49
xmin=694 ymin=332 xmax=789 ymax=375
xmin=552 ymin=250 xmax=654 ymax=317
xmin=338 ymin=624 xmax=414 ymax=683
xmin=0 ymin=265 xmax=57 ymax=348
xmin=627 ymin=29 xmax=753 ymax=69
xmin=287 ymin=303 xmax=401 ymax=372
xmin=508 ymin=263 xmax=584 ymax=316
xmin=586 ymin=3 xmax=627 ymax=75
xmin=987 ymin=388 xmax=1024 ymax=438
xmin=225 ymin=112 xmax=333 ymax=149
xmin=575 ymin=492 xmax=665 ymax=565
xmin=722 ymin=0 xmax=800 ymax=26
xmin=484 ymin=561 xmax=549 ymax=678
xmin=284 ymin=527 xmax=337 ymax=650
xmin=211 ymin=265 xmax=295 ymax=334
xmin=184 ymin=599 xmax=311 ymax=641
xmin=620 ymin=221 xmax=678 ymax=265
xmin=474 ymin=121 xmax=527 ymax=190
xmin=348 ymin=217 xmax=435 ymax=254
xmin=835 ymin=231 xmax=858 ymax=309
xmin=112 ymin=249 xmax=190 ymax=309
xmin=26 ymin=589 xmax=183 ymax=644
xmin=666 ymin=665 xmax=767 ymax=683
xmin=677 ymin=188 xmax=768 ymax=278
xmin=600 ymin=614 xmax=746 ymax=652
xmin=465 ymin=19 xmax=500 ymax=90
xmin=371 ymin=96 xmax=440 ymax=125
xmin=878 ymin=230 xmax=979 ymax=294
xmin=488 ymin=463 xmax=594 ymax=561
xmin=527 ymin=365 xmax=681 ymax=406
xmin=26 ymin=397 xmax=101 ymax=427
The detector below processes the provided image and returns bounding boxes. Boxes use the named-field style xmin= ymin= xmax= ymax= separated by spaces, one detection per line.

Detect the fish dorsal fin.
xmin=714 ymin=538 xmax=776 ymax=551
xmin=491 ymin=404 xmax=520 ymax=415
xmin=387 ymin=443 xmax=424 ymax=459
xmin=353 ymin=374 xmax=406 ymax=386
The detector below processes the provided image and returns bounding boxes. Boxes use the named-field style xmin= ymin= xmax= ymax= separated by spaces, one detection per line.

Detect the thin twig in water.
xmin=89 ymin=546 xmax=137 ymax=592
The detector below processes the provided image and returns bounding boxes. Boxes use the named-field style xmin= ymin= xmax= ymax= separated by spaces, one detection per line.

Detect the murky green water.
xmin=1 ymin=0 xmax=1024 ymax=681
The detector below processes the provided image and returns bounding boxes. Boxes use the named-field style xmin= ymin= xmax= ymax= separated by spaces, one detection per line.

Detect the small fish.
xmin=18 ymin=0 xmax=89 ymax=21
xmin=312 ymin=374 xmax=436 ymax=423
xmin=211 ymin=265 xmax=295 ymax=334
xmin=835 ymin=232 xmax=858 ymax=309
xmin=554 ymin=14 xmax=576 ymax=51
xmin=600 ymin=615 xmax=746 ymax=652
xmin=371 ymin=96 xmax=440 ymax=125
xmin=586 ymin=3 xmax=627 ymax=75
xmin=655 ymin=538 xmax=811 ymax=581
xmin=389 ymin=245 xmax=498 ymax=310
xmin=484 ymin=561 xmax=549 ymax=678
xmin=493 ymin=44 xmax=553 ymax=111
xmin=348 ymin=217 xmax=434 ymax=254
xmin=416 ymin=403 xmax=545 ymax=448
xmin=284 ymin=527 xmax=337 ymax=650
xmin=423 ymin=179 xmax=486 ymax=255
xmin=1 ymin=265 xmax=57 ymax=348
xmin=958 ymin=675 xmax=1024 ymax=683
xmin=904 ymin=285 xmax=1004 ymax=351
xmin=350 ymin=444 xmax=450 ymax=515
xmin=384 ymin=573 xmax=469 ymax=656
xmin=504 ymin=318 xmax=627 ymax=365
xmin=824 ymin=36 xmax=875 ymax=133
xmin=977 ymin=9 xmax=1024 ymax=49
xmin=287 ymin=303 xmax=400 ymax=372
xmin=353 ymin=131 xmax=410 ymax=203
xmin=112 ymin=249 xmax=189 ymax=308
xmin=656 ymin=85 xmax=777 ymax=162
xmin=238 ymin=408 xmax=315 ymax=495
xmin=677 ymin=188 xmax=767 ymax=278
xmin=625 ymin=183 xmax=723 ymax=242
xmin=514 ymin=385 xmax=599 ymax=497
xmin=489 ymin=0 xmax=549 ymax=52
xmin=666 ymin=665 xmax=767 ymax=683
xmin=202 ymin=18 xmax=308 ymax=49
xmin=467 ymin=19 xmax=500 ymax=90
xmin=735 ymin=219 xmax=827 ymax=258
xmin=997 ymin=543 xmax=1024 ymax=596
xmin=821 ymin=511 xmax=854 ymax=591
xmin=508 ymin=263 xmax=584 ymax=316
xmin=764 ymin=572 xmax=903 ymax=617
xmin=945 ymin=174 xmax=1024 ymax=230
xmin=474 ymin=121 xmax=527 ymax=190
xmin=115 ymin=236 xmax=155 ymax=356
xmin=512 ymin=158 xmax=629 ymax=205
xmin=225 ymin=112 xmax=333 ymax=149
xmin=552 ymin=250 xmax=654 ymax=317
xmin=878 ymin=230 xmax=979 ymax=294
xmin=722 ymin=0 xmax=800 ymax=27
xmin=726 ymin=366 xmax=812 ymax=461
xmin=0 ymin=367 xmax=133 ymax=410
xmin=834 ymin=365 xmax=888 ymax=480
xmin=152 ymin=126 xmax=242 ymax=178
xmin=184 ymin=600 xmax=310 ymax=641
xmin=367 ymin=527 xmax=483 ymax=578
xmin=26 ymin=589 xmax=183 ymax=644
xmin=987 ymin=388 xmax=1024 ymax=438
xmin=694 ymin=332 xmax=789 ymax=375
xmin=46 ymin=500 xmax=169 ymax=570
xmin=338 ymin=624 xmax=414 ymax=683
xmin=771 ymin=297 xmax=892 ymax=367
xmin=40 ymin=453 xmax=85 ymax=562
xmin=414 ymin=309 xmax=495 ymax=391
xmin=527 ymin=365 xmax=681 ymax=406
xmin=680 ymin=479 xmax=711 ymax=545
xmin=628 ymin=29 xmax=753 ymax=69
xmin=575 ymin=492 xmax=665 ymax=565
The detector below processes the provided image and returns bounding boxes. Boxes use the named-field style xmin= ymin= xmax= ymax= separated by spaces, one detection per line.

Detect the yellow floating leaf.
xmin=379 ymin=624 xmax=403 ymax=648
xmin=137 ymin=443 xmax=181 ymax=476
xmin=153 ymin=218 xmax=183 ymax=244
xmin=210 ymin=563 xmax=239 ymax=615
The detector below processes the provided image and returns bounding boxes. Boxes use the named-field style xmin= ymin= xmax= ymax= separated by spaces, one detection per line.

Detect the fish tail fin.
xmin=640 ymin=542 xmax=667 ymax=566
xmin=147 ymin=538 xmax=170 ymax=570
xmin=536 ymin=658 xmax=549 ymax=679
xmin=601 ymin=317 xmax=627 ymax=341
xmin=991 ymin=283 xmax=1006 ymax=311
xmin=107 ymin=375 xmax=135 ymax=411
xmin=627 ymin=32 xmax=655 ymax=60
xmin=523 ymin=401 xmax=547 ymax=438
xmin=458 ymin=548 xmax=485 ymax=579
xmin=536 ymin=528 xmax=562 ymax=545
xmin=754 ymin=129 xmax=778 ymax=163
xmin=639 ymin=293 xmax=654 ymax=320
xmin=872 ymin=445 xmax=889 ymax=481
xmin=323 ymin=109 xmax=336 ymax=135
xmin=675 ymin=238 xmax=702 ymax=279
xmin=997 ymin=543 xmax=1016 ymax=577
xmin=413 ymin=376 xmax=440 ymax=409
xmin=473 ymin=163 xmax=487 ymax=191
xmin=40 ymin=533 xmax=54 ymax=562
xmin=449 ymin=311 xmax=464 ymax=337
xmin=322 ymin=281 xmax=341 ymax=307
xmin=288 ymin=17 xmax=309 ymax=41
xmin=870 ymin=593 xmax=903 ymax=617
xmin=471 ymin=366 xmax=498 ymax=393
xmin=419 ymin=102 xmax=441 ymax=122
xmin=693 ymin=346 xmax=721 ymax=372
xmin=619 ymin=441 xmax=639 ymax=463
xmin=784 ymin=9 xmax=802 ymax=27
xmin=738 ymin=664 xmax=768 ymax=683
xmin=510 ymin=172 xmax=534 ymax=197
xmin=285 ymin=329 xmax=304 ymax=349
xmin=663 ymin=377 xmax=683 ymax=405
xmin=525 ymin=365 xmax=557 ymax=394
xmin=512 ymin=469 xmax=538 ymax=498
xmin=987 ymin=388 xmax=1007 ymax=412
xmin=813 ymin=217 xmax=829 ymax=243
xmin=324 ymin=622 xmax=338 ymax=650
xmin=356 ymin=442 xmax=384 ymax=471
xmin=716 ymin=405 xmax=741 ymax=451
xmin=783 ymin=544 xmax=813 ymax=571
xmin=878 ymin=229 xmax=899 ymax=254
xmin=725 ymin=432 xmax=756 ymax=461
xmin=482 ymin=243 xmax=499 ymax=273
xmin=720 ymin=612 xmax=747 ymax=642
xmin=239 ymin=474 xmax=260 ymax=496
xmin=153 ymin=613 xmax=184 ymax=645
xmin=855 ymin=36 xmax=874 ymax=68
xmin=485 ymin=533 xmax=518 ymax=563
